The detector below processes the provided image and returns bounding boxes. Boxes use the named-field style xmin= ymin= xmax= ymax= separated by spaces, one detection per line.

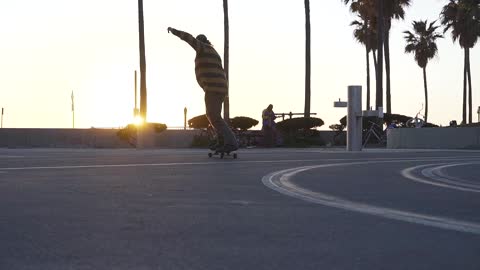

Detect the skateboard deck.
xmin=208 ymin=150 xmax=237 ymax=159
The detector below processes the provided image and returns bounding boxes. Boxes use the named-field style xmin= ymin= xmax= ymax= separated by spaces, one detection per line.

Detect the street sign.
xmin=334 ymin=99 xmax=347 ymax=108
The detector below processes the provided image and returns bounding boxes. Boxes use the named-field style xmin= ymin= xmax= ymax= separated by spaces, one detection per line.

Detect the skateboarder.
xmin=168 ymin=27 xmax=238 ymax=152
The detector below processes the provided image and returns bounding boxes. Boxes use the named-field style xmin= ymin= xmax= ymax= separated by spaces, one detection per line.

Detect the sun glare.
xmin=133 ymin=115 xmax=144 ymax=126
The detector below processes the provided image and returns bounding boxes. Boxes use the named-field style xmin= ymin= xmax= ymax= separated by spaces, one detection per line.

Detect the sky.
xmin=0 ymin=0 xmax=479 ymax=129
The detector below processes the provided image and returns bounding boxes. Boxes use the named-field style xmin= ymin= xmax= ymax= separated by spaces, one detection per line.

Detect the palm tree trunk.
xmin=304 ymin=0 xmax=311 ymax=118
xmin=223 ymin=0 xmax=230 ymax=121
xmin=423 ymin=67 xmax=428 ymax=123
xmin=375 ymin=0 xmax=384 ymax=111
xmin=467 ymin=47 xmax=472 ymax=124
xmin=366 ymin=47 xmax=371 ymax=110
xmin=138 ymin=0 xmax=147 ymax=121
xmin=384 ymin=26 xmax=391 ymax=114
xmin=462 ymin=48 xmax=467 ymax=124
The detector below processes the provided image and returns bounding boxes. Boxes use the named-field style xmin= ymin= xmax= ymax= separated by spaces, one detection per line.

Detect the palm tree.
xmin=404 ymin=20 xmax=443 ymax=123
xmin=345 ymin=0 xmax=412 ymax=114
xmin=223 ymin=0 xmax=230 ymax=121
xmin=351 ymin=13 xmax=377 ymax=110
xmin=344 ymin=0 xmax=384 ymax=110
xmin=383 ymin=0 xmax=411 ymax=115
xmin=304 ymin=0 xmax=311 ymax=118
xmin=375 ymin=0 xmax=384 ymax=111
xmin=441 ymin=0 xmax=480 ymax=124
xmin=138 ymin=0 xmax=147 ymax=121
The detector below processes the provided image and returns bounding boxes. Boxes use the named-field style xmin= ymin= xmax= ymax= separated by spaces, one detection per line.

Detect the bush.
xmin=116 ymin=122 xmax=167 ymax=146
xmin=188 ymin=114 xmax=210 ymax=129
xmin=189 ymin=115 xmax=260 ymax=131
xmin=150 ymin=122 xmax=168 ymax=132
xmin=276 ymin=117 xmax=324 ymax=132
xmin=279 ymin=129 xmax=326 ymax=147
xmin=458 ymin=122 xmax=480 ymax=128
xmin=117 ymin=124 xmax=137 ymax=144
xmin=329 ymin=124 xmax=344 ymax=132
xmin=231 ymin=116 xmax=259 ymax=131
xmin=339 ymin=113 xmax=438 ymax=129
xmin=274 ymin=117 xmax=325 ymax=147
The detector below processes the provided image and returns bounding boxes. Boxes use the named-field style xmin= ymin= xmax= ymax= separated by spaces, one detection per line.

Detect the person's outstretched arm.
xmin=168 ymin=27 xmax=201 ymax=51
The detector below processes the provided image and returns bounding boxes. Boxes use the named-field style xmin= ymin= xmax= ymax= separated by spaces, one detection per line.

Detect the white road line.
xmin=262 ymin=159 xmax=480 ymax=235
xmin=427 ymin=163 xmax=480 ymax=188
xmin=402 ymin=163 xmax=480 ymax=193
xmin=1 ymin=156 xmax=479 ymax=171
xmin=0 ymin=159 xmax=319 ymax=171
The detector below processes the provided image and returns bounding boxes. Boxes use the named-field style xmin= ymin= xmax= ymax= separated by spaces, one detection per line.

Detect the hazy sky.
xmin=0 ymin=0 xmax=478 ymax=129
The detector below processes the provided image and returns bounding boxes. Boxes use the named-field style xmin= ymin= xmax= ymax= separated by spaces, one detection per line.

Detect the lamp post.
xmin=1 ymin=107 xmax=4 ymax=128
xmin=138 ymin=0 xmax=147 ymax=121
xmin=133 ymin=70 xmax=139 ymax=120
xmin=71 ymin=91 xmax=75 ymax=128
xmin=184 ymin=107 xmax=187 ymax=130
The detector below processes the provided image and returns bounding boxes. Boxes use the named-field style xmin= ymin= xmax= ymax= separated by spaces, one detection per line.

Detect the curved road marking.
xmin=425 ymin=162 xmax=480 ymax=188
xmin=1 ymin=156 xmax=479 ymax=171
xmin=262 ymin=160 xmax=480 ymax=235
xmin=402 ymin=163 xmax=480 ymax=193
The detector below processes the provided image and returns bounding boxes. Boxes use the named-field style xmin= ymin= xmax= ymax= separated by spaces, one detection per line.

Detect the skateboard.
xmin=206 ymin=125 xmax=238 ymax=159
xmin=208 ymin=150 xmax=238 ymax=159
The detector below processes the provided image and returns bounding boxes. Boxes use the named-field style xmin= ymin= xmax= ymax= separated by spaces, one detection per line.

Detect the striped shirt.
xmin=171 ymin=29 xmax=228 ymax=94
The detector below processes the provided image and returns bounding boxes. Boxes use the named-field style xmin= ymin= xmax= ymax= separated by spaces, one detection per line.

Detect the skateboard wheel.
xmin=208 ymin=153 xmax=212 ymax=158
xmin=233 ymin=153 xmax=237 ymax=159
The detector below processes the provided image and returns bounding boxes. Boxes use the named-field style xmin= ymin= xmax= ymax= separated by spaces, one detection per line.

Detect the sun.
xmin=133 ymin=115 xmax=144 ymax=126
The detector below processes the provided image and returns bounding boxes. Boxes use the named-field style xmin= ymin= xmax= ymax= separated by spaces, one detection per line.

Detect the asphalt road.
xmin=0 ymin=148 xmax=479 ymax=270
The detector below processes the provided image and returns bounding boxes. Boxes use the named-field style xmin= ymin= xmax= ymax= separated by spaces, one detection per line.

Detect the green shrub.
xmin=275 ymin=117 xmax=325 ymax=147
xmin=339 ymin=113 xmax=438 ymax=129
xmin=188 ymin=114 xmax=210 ymax=129
xmin=459 ymin=122 xmax=480 ymax=128
xmin=150 ymin=122 xmax=168 ymax=132
xmin=280 ymin=129 xmax=326 ymax=147
xmin=189 ymin=115 xmax=259 ymax=131
xmin=117 ymin=124 xmax=137 ymax=144
xmin=231 ymin=116 xmax=259 ymax=131
xmin=276 ymin=117 xmax=324 ymax=132
xmin=329 ymin=124 xmax=344 ymax=132
xmin=116 ymin=122 xmax=167 ymax=146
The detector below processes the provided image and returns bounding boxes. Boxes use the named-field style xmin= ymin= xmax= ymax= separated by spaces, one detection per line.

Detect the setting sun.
xmin=0 ymin=0 xmax=478 ymax=129
xmin=133 ymin=115 xmax=144 ymax=126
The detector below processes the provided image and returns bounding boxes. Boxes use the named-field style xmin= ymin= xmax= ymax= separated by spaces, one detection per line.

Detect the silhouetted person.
xmin=168 ymin=27 xmax=238 ymax=152
xmin=262 ymin=104 xmax=277 ymax=147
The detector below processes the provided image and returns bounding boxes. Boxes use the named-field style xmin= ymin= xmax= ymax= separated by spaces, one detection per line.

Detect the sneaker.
xmin=209 ymin=141 xmax=220 ymax=151
xmin=222 ymin=144 xmax=238 ymax=153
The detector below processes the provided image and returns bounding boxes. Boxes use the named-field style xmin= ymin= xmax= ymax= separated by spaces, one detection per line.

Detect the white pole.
xmin=347 ymin=86 xmax=362 ymax=151
xmin=184 ymin=107 xmax=187 ymax=130
xmin=71 ymin=91 xmax=75 ymax=128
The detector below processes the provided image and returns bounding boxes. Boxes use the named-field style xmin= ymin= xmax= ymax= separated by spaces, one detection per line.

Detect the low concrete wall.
xmin=0 ymin=128 xmax=344 ymax=149
xmin=0 ymin=128 xmax=203 ymax=149
xmin=387 ymin=127 xmax=480 ymax=149
xmin=154 ymin=129 xmax=203 ymax=148
xmin=0 ymin=128 xmax=129 ymax=148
